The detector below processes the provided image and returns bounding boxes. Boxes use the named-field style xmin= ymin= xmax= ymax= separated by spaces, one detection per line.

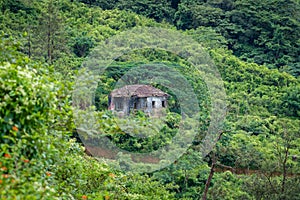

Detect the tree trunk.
xmin=28 ymin=30 xmax=31 ymax=58
xmin=47 ymin=15 xmax=51 ymax=63
xmin=201 ymin=131 xmax=226 ymax=200
xmin=201 ymin=154 xmax=216 ymax=200
xmin=281 ymin=146 xmax=289 ymax=193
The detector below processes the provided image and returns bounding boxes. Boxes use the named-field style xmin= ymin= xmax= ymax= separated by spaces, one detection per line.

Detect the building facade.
xmin=108 ymin=84 xmax=168 ymax=116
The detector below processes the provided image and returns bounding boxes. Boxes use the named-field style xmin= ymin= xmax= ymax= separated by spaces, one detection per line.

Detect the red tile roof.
xmin=110 ymin=84 xmax=168 ymax=97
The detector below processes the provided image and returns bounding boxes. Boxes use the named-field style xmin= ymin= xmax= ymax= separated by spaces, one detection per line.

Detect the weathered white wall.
xmin=112 ymin=96 xmax=167 ymax=116
xmin=146 ymin=96 xmax=167 ymax=112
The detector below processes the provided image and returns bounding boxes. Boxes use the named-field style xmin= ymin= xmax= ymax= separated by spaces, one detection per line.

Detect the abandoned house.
xmin=108 ymin=84 xmax=169 ymax=116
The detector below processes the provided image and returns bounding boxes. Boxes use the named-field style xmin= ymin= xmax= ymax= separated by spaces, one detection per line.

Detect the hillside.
xmin=72 ymin=0 xmax=300 ymax=76
xmin=0 ymin=0 xmax=299 ymax=199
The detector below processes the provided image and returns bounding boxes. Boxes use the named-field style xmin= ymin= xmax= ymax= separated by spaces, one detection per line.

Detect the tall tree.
xmin=33 ymin=0 xmax=67 ymax=63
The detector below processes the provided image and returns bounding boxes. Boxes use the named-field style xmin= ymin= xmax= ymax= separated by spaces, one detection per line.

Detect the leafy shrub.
xmin=0 ymin=63 xmax=57 ymax=155
xmin=0 ymin=56 xmax=63 ymax=198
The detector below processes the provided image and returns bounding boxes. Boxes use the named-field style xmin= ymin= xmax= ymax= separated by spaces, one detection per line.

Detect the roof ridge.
xmin=110 ymin=84 xmax=168 ymax=97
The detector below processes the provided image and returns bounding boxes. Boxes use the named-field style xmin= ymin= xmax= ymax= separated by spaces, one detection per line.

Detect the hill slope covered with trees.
xmin=75 ymin=0 xmax=300 ymax=76
xmin=0 ymin=0 xmax=299 ymax=199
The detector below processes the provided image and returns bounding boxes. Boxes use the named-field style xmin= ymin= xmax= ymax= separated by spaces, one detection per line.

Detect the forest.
xmin=0 ymin=0 xmax=299 ymax=199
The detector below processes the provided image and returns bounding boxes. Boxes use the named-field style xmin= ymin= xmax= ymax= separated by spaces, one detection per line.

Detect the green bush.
xmin=0 ymin=58 xmax=62 ymax=198
xmin=0 ymin=63 xmax=57 ymax=154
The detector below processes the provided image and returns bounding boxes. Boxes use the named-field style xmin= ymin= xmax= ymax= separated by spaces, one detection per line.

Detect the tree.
xmin=71 ymin=32 xmax=94 ymax=57
xmin=243 ymin=118 xmax=300 ymax=199
xmin=33 ymin=0 xmax=67 ymax=63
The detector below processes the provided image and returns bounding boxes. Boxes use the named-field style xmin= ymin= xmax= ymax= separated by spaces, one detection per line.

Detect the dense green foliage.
xmin=0 ymin=33 xmax=176 ymax=199
xmin=0 ymin=0 xmax=299 ymax=199
xmin=74 ymin=0 xmax=300 ymax=76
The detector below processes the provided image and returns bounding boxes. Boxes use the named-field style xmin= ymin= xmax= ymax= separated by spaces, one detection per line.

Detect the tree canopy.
xmin=0 ymin=0 xmax=299 ymax=199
